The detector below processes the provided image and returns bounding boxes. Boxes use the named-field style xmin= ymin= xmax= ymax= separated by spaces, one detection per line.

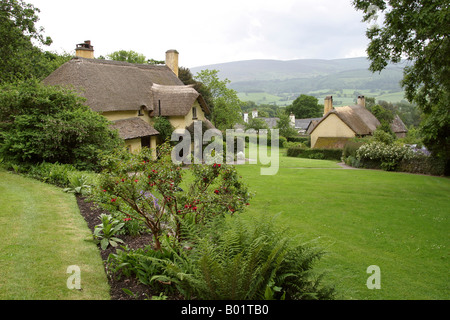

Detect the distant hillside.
xmin=190 ymin=57 xmax=407 ymax=106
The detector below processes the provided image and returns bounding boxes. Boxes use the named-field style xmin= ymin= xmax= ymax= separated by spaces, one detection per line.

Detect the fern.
xmin=108 ymin=214 xmax=335 ymax=300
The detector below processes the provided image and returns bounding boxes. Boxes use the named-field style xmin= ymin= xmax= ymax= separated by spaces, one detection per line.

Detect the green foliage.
xmin=373 ymin=129 xmax=394 ymax=145
xmin=106 ymin=50 xmax=164 ymax=65
xmin=245 ymin=117 xmax=268 ymax=131
xmin=275 ymin=113 xmax=298 ymax=139
xmin=286 ymin=94 xmax=322 ymax=119
xmin=119 ymin=216 xmax=335 ymax=300
xmin=356 ymin=141 xmax=414 ymax=171
xmin=93 ymin=214 xmax=125 ymax=250
xmin=0 ymin=80 xmax=123 ymax=171
xmin=27 ymin=162 xmax=77 ymax=187
xmin=94 ymin=143 xmax=251 ymax=251
xmin=63 ymin=173 xmax=92 ymax=196
xmin=353 ymin=0 xmax=450 ymax=174
xmin=397 ymin=153 xmax=447 ymax=176
xmin=153 ymin=116 xmax=174 ymax=142
xmin=287 ymin=147 xmax=342 ymax=161
xmin=194 ymin=69 xmax=242 ymax=130
xmin=0 ymin=0 xmax=50 ymax=83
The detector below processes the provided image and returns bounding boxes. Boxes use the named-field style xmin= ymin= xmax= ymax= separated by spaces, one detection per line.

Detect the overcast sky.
xmin=28 ymin=0 xmax=371 ymax=68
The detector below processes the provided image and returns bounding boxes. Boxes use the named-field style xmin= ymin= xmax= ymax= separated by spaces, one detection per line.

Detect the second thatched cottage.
xmin=43 ymin=41 xmax=212 ymax=155
xmin=309 ymin=96 xmax=407 ymax=149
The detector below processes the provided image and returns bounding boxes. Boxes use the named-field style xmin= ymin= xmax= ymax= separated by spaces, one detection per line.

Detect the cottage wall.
xmin=310 ymin=114 xmax=355 ymax=148
xmin=166 ymin=101 xmax=207 ymax=130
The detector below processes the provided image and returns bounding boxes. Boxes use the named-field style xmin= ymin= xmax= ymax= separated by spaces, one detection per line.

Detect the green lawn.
xmin=236 ymin=154 xmax=450 ymax=300
xmin=1 ymin=151 xmax=449 ymax=300
xmin=0 ymin=170 xmax=110 ymax=300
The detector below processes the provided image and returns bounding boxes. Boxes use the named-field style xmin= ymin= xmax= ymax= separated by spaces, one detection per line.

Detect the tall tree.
xmin=352 ymin=0 xmax=450 ymax=173
xmin=179 ymin=66 xmax=214 ymax=113
xmin=0 ymin=0 xmax=53 ymax=83
xmin=194 ymin=69 xmax=242 ymax=130
xmin=286 ymin=94 xmax=322 ymax=119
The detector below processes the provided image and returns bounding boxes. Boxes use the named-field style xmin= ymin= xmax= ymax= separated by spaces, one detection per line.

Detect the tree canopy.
xmin=0 ymin=0 xmax=70 ymax=83
xmin=106 ymin=50 xmax=164 ymax=65
xmin=194 ymin=69 xmax=242 ymax=131
xmin=352 ymin=0 xmax=450 ymax=173
xmin=286 ymin=94 xmax=322 ymax=119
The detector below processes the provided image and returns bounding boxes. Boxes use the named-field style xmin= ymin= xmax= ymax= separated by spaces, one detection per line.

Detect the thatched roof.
xmin=311 ymin=105 xmax=380 ymax=135
xmin=390 ymin=114 xmax=408 ymax=134
xmin=151 ymin=84 xmax=210 ymax=117
xmin=42 ymin=57 xmax=200 ymax=114
xmin=110 ymin=117 xmax=159 ymax=140
xmin=185 ymin=119 xmax=216 ymax=135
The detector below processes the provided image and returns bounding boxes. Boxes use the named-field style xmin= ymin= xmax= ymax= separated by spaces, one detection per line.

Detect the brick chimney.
xmin=165 ymin=49 xmax=179 ymax=77
xmin=75 ymin=40 xmax=94 ymax=59
xmin=323 ymin=96 xmax=333 ymax=116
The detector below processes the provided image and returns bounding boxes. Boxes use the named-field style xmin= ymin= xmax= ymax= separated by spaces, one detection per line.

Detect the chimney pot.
xmin=357 ymin=95 xmax=366 ymax=108
xmin=75 ymin=40 xmax=94 ymax=59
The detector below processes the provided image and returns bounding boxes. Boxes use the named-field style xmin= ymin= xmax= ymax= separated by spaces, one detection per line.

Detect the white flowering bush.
xmin=356 ymin=141 xmax=414 ymax=171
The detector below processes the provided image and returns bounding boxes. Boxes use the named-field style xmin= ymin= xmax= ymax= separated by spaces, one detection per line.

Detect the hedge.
xmin=287 ymin=146 xmax=342 ymax=161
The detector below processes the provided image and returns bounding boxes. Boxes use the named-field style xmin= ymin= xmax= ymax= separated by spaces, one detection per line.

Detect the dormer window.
xmin=192 ymin=106 xmax=197 ymax=120
xmin=138 ymin=105 xmax=145 ymax=116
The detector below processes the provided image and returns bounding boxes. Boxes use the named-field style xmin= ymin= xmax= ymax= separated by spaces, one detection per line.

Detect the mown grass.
xmin=236 ymin=154 xmax=450 ymax=300
xmin=0 ymin=170 xmax=110 ymax=300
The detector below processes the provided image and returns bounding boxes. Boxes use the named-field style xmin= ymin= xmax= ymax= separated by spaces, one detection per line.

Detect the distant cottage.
xmin=43 ymin=41 xmax=213 ymax=156
xmin=310 ymin=96 xmax=407 ymax=148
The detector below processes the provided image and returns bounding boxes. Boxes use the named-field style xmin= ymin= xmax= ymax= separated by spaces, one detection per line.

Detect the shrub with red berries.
xmin=93 ymin=143 xmax=252 ymax=251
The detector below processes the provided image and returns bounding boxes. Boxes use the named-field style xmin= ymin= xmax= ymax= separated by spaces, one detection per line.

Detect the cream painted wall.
xmin=310 ymin=114 xmax=355 ymax=148
xmin=167 ymin=101 xmax=207 ymax=130
xmin=125 ymin=138 xmax=142 ymax=153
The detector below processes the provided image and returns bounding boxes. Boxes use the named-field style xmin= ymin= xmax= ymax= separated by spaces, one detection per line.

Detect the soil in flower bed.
xmin=76 ymin=196 xmax=179 ymax=300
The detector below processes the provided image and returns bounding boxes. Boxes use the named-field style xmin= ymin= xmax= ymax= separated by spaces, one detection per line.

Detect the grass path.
xmin=237 ymin=157 xmax=450 ymax=300
xmin=0 ymin=170 xmax=110 ymax=300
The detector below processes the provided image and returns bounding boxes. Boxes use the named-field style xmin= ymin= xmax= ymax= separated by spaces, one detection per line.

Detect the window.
xmin=192 ymin=106 xmax=197 ymax=119
xmin=138 ymin=105 xmax=145 ymax=116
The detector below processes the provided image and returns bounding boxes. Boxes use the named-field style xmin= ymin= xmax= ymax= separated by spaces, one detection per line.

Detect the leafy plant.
xmin=94 ymin=143 xmax=251 ymax=251
xmin=93 ymin=214 xmax=125 ymax=250
xmin=63 ymin=173 xmax=91 ymax=195
xmin=135 ymin=216 xmax=335 ymax=300
xmin=356 ymin=141 xmax=414 ymax=171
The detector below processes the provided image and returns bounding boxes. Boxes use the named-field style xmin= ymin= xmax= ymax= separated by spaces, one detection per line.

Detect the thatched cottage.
xmin=43 ymin=41 xmax=212 ymax=155
xmin=309 ymin=96 xmax=407 ymax=149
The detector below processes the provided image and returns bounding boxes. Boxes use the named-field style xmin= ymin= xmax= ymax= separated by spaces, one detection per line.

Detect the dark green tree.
xmin=0 ymin=0 xmax=56 ymax=83
xmin=153 ymin=116 xmax=174 ymax=142
xmin=353 ymin=0 xmax=450 ymax=173
xmin=179 ymin=66 xmax=214 ymax=114
xmin=286 ymin=94 xmax=322 ymax=119
xmin=0 ymin=80 xmax=123 ymax=170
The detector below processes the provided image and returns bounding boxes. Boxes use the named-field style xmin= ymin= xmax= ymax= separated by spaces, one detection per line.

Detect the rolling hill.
xmin=190 ymin=57 xmax=407 ymax=106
